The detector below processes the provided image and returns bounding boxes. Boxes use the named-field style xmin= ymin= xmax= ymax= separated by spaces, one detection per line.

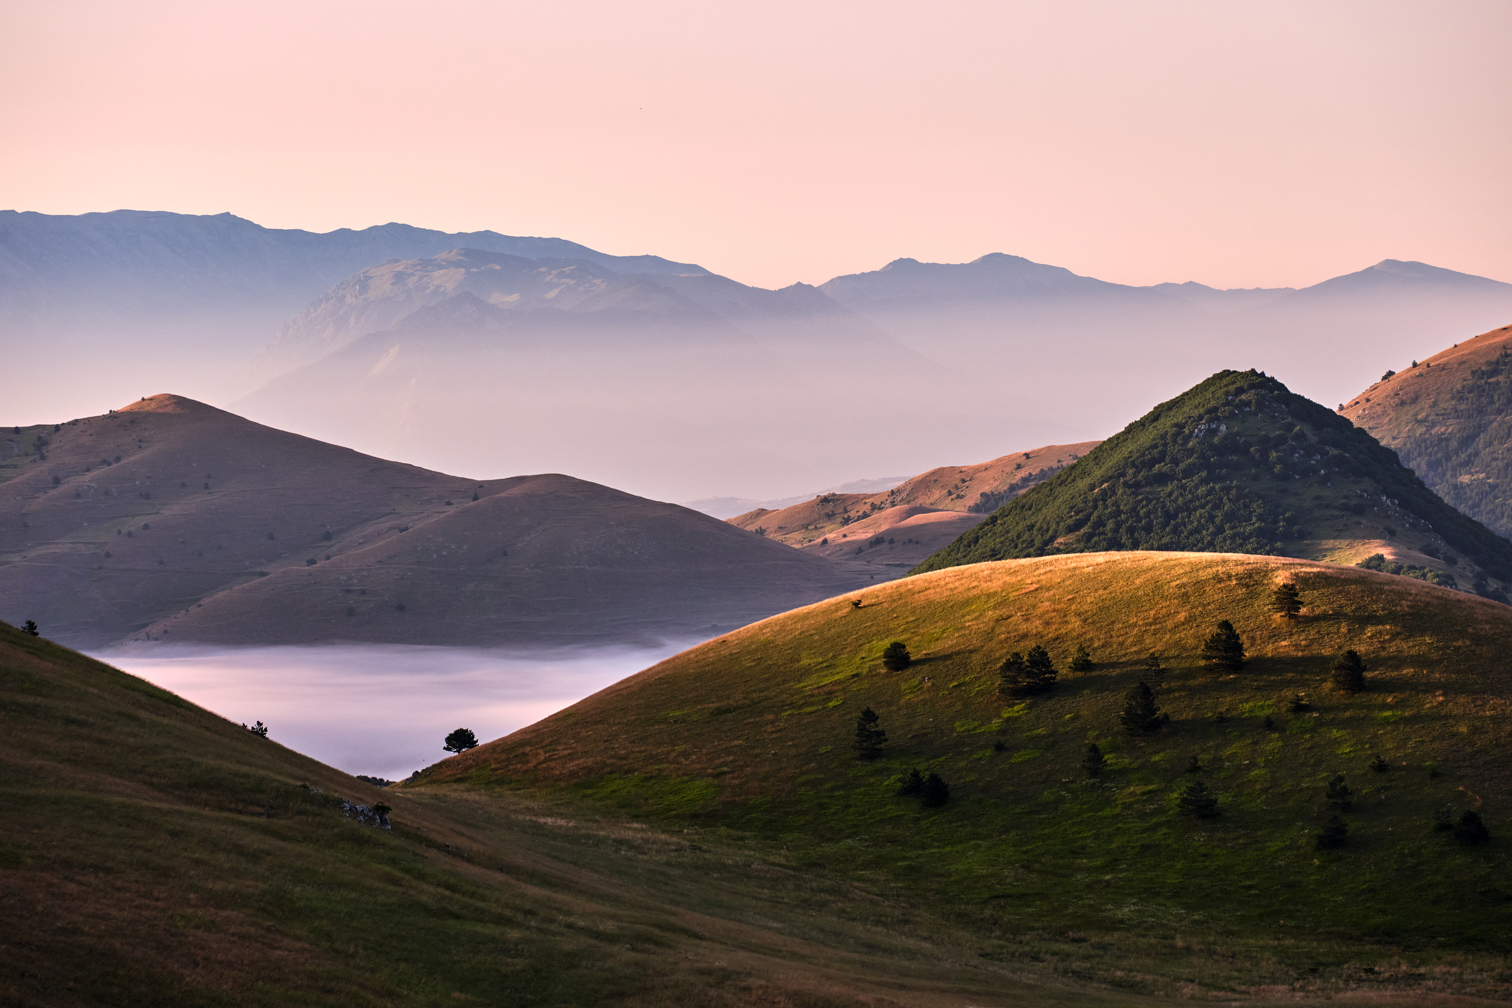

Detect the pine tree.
xmin=1269 ymin=583 xmax=1303 ymax=618
xmin=881 ymin=641 xmax=912 ymax=671
xmin=920 ymin=772 xmax=950 ymax=808
xmin=1139 ymin=652 xmax=1165 ymax=689
xmin=1119 ymin=681 xmax=1163 ymax=735
xmin=1177 ymin=780 xmax=1218 ymax=819
xmin=1081 ymin=743 xmax=1106 ymax=778
xmin=443 ymin=728 xmax=480 ymax=753
xmin=1331 ymin=650 xmax=1366 ymax=693
xmin=896 ymin=768 xmax=924 ymax=796
xmin=1200 ymin=620 xmax=1246 ymax=671
xmin=998 ymin=652 xmax=1029 ymax=697
xmin=1324 ymin=773 xmax=1352 ymax=810
xmin=1023 ymin=645 xmax=1057 ymax=694
xmin=21 ymin=620 xmax=39 ymax=636
xmin=1315 ymin=814 xmax=1349 ymax=849
xmin=245 ymin=721 xmax=269 ymax=738
xmin=1069 ymin=644 xmax=1094 ymax=672
xmin=1454 ymin=810 xmax=1491 ymax=844
xmin=852 ymin=707 xmax=887 ymax=759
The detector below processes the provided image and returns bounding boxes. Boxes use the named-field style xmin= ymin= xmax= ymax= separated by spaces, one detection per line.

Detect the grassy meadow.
xmin=420 ymin=552 xmax=1512 ymax=989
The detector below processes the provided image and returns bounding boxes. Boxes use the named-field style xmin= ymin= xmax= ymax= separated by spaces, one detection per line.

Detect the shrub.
xmin=1315 ymin=814 xmax=1349 ymax=849
xmin=920 ymin=772 xmax=950 ymax=808
xmin=1454 ymin=810 xmax=1491 ymax=845
xmin=1069 ymin=644 xmax=1093 ymax=672
xmin=851 ymin=707 xmax=887 ymax=759
xmin=881 ymin=641 xmax=911 ymax=671
xmin=1177 ymin=780 xmax=1218 ymax=819
xmin=1081 ymin=743 xmax=1106 ymax=779
xmin=896 ymin=768 xmax=924 ymax=796
xmin=1200 ymin=620 xmax=1246 ymax=671
xmin=1331 ymin=650 xmax=1366 ymax=693
xmin=1119 ymin=681 xmax=1163 ymax=735
xmin=21 ymin=620 xmax=39 ymax=637
xmin=245 ymin=721 xmax=269 ymax=737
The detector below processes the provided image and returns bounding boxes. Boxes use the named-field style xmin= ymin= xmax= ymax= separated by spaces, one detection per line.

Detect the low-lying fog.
xmin=96 ymin=639 xmax=706 ymax=781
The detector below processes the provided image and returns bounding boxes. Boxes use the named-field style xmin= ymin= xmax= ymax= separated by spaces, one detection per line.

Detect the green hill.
xmin=912 ymin=370 xmax=1512 ymax=596
xmin=418 ymin=552 xmax=1512 ymax=970
xmin=1 ymin=620 xmax=1142 ymax=1007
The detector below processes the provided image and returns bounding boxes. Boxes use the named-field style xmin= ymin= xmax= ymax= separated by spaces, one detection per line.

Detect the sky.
xmin=3 ymin=0 xmax=1510 ymax=291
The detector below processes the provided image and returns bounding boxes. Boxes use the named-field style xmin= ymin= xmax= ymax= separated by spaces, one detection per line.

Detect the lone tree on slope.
xmin=852 ymin=707 xmax=888 ymax=759
xmin=1200 ymin=621 xmax=1247 ymax=672
xmin=919 ymin=772 xmax=950 ymax=808
xmin=1315 ymin=814 xmax=1349 ymax=850
xmin=1269 ymin=583 xmax=1304 ymax=619
xmin=1069 ymin=644 xmax=1094 ymax=672
xmin=1325 ymin=773 xmax=1353 ymax=811
xmin=1455 ymin=810 xmax=1492 ymax=845
xmin=1081 ymin=743 xmax=1107 ymax=779
xmin=881 ymin=641 xmax=912 ymax=672
xmin=1331 ymin=650 xmax=1367 ymax=693
xmin=1177 ymin=780 xmax=1219 ymax=819
xmin=1140 ymin=652 xmax=1165 ymax=689
xmin=896 ymin=767 xmax=924 ymax=796
xmin=21 ymin=620 xmax=39 ymax=636
xmin=1119 ymin=681 xmax=1163 ymax=735
xmin=443 ymin=728 xmax=480 ymax=753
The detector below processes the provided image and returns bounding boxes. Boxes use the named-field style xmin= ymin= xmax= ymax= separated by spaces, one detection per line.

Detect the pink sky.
xmin=3 ymin=0 xmax=1509 ymax=290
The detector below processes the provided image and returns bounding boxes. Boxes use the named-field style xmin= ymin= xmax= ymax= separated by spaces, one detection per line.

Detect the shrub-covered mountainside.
xmin=1344 ymin=323 xmax=1512 ymax=539
xmin=0 ymin=620 xmax=1103 ymax=1007
xmin=417 ymin=552 xmax=1512 ymax=961
xmin=913 ymin=370 xmax=1512 ymax=593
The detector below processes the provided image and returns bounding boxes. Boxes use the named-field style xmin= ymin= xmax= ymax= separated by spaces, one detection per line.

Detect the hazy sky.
xmin=4 ymin=0 xmax=1509 ymax=290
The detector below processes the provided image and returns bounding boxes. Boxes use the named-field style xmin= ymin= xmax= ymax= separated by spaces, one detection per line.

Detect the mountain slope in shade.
xmin=0 ymin=394 xmax=886 ymax=649
xmin=1 ymin=621 xmax=1085 ymax=1007
xmin=1343 ymin=323 xmax=1512 ymax=538
xmin=913 ymin=370 xmax=1512 ymax=596
xmin=726 ymin=442 xmax=1100 ymax=567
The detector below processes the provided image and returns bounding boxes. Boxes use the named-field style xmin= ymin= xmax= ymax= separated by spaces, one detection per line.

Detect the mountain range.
xmin=5 ymin=210 xmax=1510 ymax=502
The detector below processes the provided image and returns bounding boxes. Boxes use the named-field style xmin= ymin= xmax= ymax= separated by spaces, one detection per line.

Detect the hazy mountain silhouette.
xmin=0 ymin=394 xmax=893 ymax=649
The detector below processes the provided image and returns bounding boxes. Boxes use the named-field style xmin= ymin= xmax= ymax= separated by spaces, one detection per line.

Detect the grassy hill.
xmin=1344 ymin=323 xmax=1512 ymax=538
xmin=2 ymin=618 xmax=1181 ymax=1007
xmin=913 ymin=370 xmax=1512 ymax=596
xmin=728 ymin=441 xmax=1100 ymax=568
xmin=1 ymin=394 xmax=880 ymax=648
xmin=417 ymin=552 xmax=1512 ymax=964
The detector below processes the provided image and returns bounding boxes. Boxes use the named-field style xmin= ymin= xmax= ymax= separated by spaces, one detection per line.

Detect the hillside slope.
xmin=419 ymin=551 xmax=1512 ymax=951
xmin=914 ymin=370 xmax=1512 ymax=595
xmin=0 ymin=395 xmax=884 ymax=648
xmin=1343 ymin=323 xmax=1512 ymax=538
xmin=1 ymin=621 xmax=1103 ymax=1007
xmin=728 ymin=442 xmax=1099 ymax=567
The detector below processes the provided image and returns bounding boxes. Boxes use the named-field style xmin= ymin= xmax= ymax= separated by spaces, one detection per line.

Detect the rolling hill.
xmin=727 ymin=441 xmax=1100 ymax=567
xmin=414 ymin=550 xmax=1512 ymax=957
xmin=2 ymin=619 xmax=1128 ymax=1007
xmin=1343 ymin=323 xmax=1512 ymax=539
xmin=913 ymin=370 xmax=1512 ymax=597
xmin=0 ymin=394 xmax=886 ymax=649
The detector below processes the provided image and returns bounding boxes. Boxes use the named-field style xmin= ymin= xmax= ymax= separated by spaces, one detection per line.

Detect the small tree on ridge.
xmin=443 ymin=728 xmax=480 ymax=753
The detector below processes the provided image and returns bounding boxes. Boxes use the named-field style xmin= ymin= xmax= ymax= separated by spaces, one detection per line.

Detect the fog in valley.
xmin=97 ymin=639 xmax=705 ymax=781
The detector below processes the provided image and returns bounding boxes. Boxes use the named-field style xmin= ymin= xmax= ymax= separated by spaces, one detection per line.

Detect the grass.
xmin=0 ymin=617 xmax=1223 ymax=1007
xmin=419 ymin=552 xmax=1512 ymax=978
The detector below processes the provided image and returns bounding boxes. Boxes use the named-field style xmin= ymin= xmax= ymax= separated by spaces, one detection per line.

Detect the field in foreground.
xmin=419 ymin=552 xmax=1512 ymax=961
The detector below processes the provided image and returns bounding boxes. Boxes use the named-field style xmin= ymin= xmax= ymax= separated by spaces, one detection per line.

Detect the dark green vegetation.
xmin=421 ymin=552 xmax=1512 ymax=995
xmin=915 ymin=370 xmax=1512 ymax=597
xmin=443 ymin=727 xmax=480 ymax=753
xmin=4 ymin=621 xmax=1182 ymax=1007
